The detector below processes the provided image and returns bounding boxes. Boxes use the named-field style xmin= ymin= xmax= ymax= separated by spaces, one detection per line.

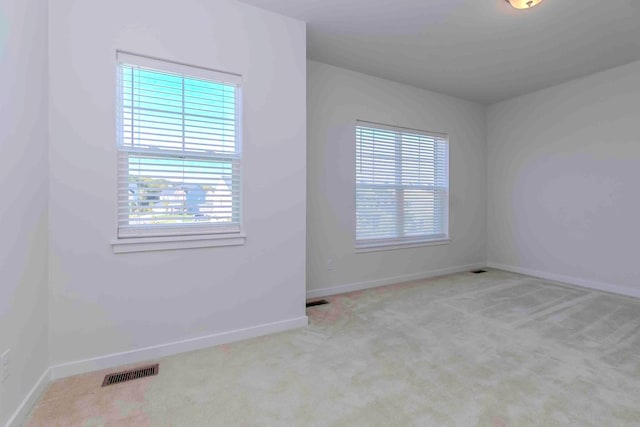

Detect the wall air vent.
xmin=102 ymin=364 xmax=159 ymax=387
xmin=306 ymin=299 xmax=329 ymax=308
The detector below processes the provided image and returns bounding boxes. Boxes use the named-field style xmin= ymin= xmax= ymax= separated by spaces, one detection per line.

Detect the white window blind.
xmin=355 ymin=120 xmax=449 ymax=249
xmin=116 ymin=52 xmax=242 ymax=239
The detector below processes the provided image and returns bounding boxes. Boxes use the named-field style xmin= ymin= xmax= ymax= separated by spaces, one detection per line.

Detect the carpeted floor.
xmin=26 ymin=269 xmax=640 ymax=426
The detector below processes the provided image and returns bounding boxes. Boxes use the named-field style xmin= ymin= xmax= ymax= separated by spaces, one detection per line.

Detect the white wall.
xmin=48 ymin=0 xmax=307 ymax=370
xmin=0 ymin=0 xmax=49 ymax=424
xmin=307 ymin=61 xmax=487 ymax=295
xmin=487 ymin=60 xmax=640 ymax=296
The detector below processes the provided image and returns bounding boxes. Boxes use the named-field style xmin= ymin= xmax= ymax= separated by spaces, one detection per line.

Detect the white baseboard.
xmin=4 ymin=368 xmax=50 ymax=427
xmin=487 ymin=262 xmax=640 ymax=299
xmin=306 ymin=263 xmax=486 ymax=299
xmin=49 ymin=316 xmax=308 ymax=380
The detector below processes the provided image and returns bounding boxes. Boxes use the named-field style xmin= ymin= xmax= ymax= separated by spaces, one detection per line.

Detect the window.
xmin=115 ymin=52 xmax=242 ymax=247
xmin=355 ymin=120 xmax=449 ymax=250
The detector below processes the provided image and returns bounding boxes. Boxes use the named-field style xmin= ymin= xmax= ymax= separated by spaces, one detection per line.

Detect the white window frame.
xmin=112 ymin=52 xmax=245 ymax=253
xmin=355 ymin=120 xmax=450 ymax=252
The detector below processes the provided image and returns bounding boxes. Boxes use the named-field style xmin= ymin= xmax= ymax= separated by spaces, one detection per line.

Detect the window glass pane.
xmin=355 ymin=187 xmax=398 ymax=240
xmin=126 ymin=156 xmax=237 ymax=226
xmin=120 ymin=65 xmax=237 ymax=155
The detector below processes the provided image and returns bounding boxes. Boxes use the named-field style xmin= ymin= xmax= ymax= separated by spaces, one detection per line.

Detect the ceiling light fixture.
xmin=505 ymin=0 xmax=543 ymax=9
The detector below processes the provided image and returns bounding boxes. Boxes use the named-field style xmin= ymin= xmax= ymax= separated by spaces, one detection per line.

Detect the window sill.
xmin=355 ymin=238 xmax=450 ymax=254
xmin=112 ymin=233 xmax=246 ymax=254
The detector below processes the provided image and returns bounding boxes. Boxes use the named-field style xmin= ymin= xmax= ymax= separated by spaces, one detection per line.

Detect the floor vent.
xmin=306 ymin=299 xmax=329 ymax=308
xmin=102 ymin=364 xmax=159 ymax=387
xmin=471 ymin=269 xmax=487 ymax=274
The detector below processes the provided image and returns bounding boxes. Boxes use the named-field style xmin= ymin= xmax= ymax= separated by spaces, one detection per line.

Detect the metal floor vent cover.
xmin=306 ymin=299 xmax=329 ymax=308
xmin=471 ymin=269 xmax=488 ymax=274
xmin=102 ymin=363 xmax=159 ymax=387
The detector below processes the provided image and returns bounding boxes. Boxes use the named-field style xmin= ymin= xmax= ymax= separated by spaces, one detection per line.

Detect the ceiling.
xmin=237 ymin=0 xmax=640 ymax=104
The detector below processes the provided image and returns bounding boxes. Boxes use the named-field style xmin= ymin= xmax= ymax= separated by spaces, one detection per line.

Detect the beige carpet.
xmin=27 ymin=269 xmax=640 ymax=426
